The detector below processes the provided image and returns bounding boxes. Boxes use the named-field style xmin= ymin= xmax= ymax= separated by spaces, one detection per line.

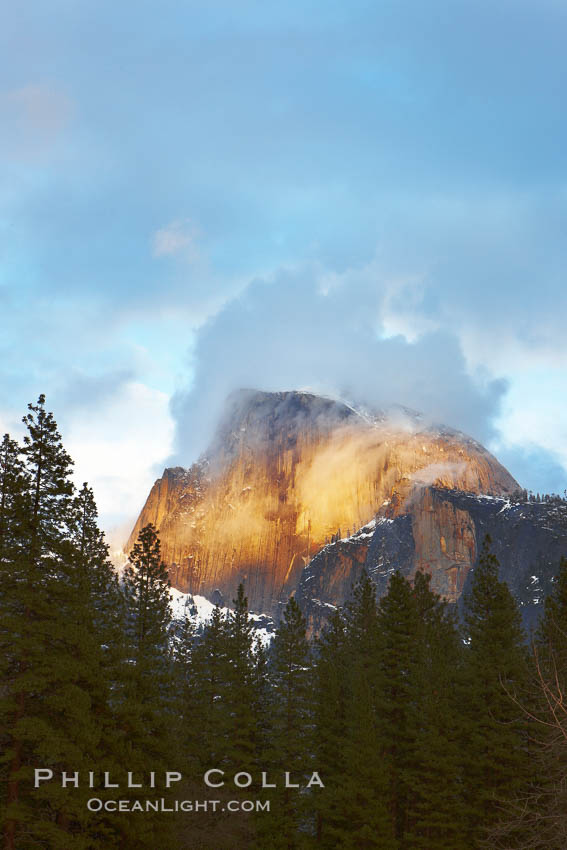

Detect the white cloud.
xmin=64 ymin=381 xmax=175 ymax=543
xmin=494 ymin=366 xmax=567 ymax=472
xmin=152 ymin=219 xmax=200 ymax=260
xmin=170 ymin=264 xmax=507 ymax=464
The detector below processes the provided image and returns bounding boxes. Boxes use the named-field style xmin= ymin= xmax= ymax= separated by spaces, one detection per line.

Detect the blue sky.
xmin=1 ymin=0 xmax=566 ymax=540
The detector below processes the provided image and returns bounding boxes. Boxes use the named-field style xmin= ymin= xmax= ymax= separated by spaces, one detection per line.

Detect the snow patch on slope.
xmin=169 ymin=588 xmax=275 ymax=645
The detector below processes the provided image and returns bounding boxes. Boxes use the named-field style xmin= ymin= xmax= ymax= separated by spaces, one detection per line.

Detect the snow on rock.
xmin=169 ymin=587 xmax=275 ymax=645
xmin=339 ymin=518 xmax=379 ymax=543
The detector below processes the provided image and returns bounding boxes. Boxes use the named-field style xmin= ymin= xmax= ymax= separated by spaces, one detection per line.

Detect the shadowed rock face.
xmin=296 ymin=489 xmax=567 ymax=635
xmin=127 ymin=389 xmax=518 ymax=615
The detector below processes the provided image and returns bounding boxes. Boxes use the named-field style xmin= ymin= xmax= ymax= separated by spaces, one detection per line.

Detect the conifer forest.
xmin=2 ymin=398 xmax=567 ymax=850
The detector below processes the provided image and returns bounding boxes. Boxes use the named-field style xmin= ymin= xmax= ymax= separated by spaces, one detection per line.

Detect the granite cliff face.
xmin=296 ymin=489 xmax=567 ymax=634
xmin=128 ymin=389 xmax=519 ymax=615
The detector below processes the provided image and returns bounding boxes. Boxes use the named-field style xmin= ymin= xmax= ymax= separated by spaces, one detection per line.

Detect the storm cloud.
xmin=171 ymin=266 xmax=507 ymax=464
xmin=1 ymin=0 xmax=566 ymax=527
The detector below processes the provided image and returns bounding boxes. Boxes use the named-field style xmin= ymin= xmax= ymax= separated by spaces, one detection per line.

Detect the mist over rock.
xmin=128 ymin=389 xmax=519 ymax=617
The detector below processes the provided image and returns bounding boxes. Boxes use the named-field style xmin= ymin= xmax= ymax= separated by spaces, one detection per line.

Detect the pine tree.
xmin=461 ymin=535 xmax=529 ymax=847
xmin=0 ymin=434 xmax=28 ymax=569
xmin=20 ymin=394 xmax=75 ymax=564
xmin=489 ymin=556 xmax=567 ymax=849
xmin=190 ymin=603 xmax=230 ymax=771
xmin=0 ymin=432 xmax=28 ymax=644
xmin=33 ymin=482 xmax=129 ymax=848
xmin=66 ymin=482 xmax=126 ymax=713
xmin=0 ymin=434 xmax=28 ymax=843
xmin=123 ymin=523 xmax=172 ymax=658
xmin=172 ymin=601 xmax=196 ymax=733
xmin=1 ymin=396 xmax=79 ymax=849
xmin=251 ymin=636 xmax=272 ymax=771
xmin=118 ymin=522 xmax=176 ymax=849
xmin=332 ymin=673 xmax=396 ymax=850
xmin=258 ymin=597 xmax=313 ymax=850
xmin=224 ymin=584 xmax=257 ymax=775
xmin=62 ymin=483 xmax=127 ymax=845
xmin=527 ymin=555 xmax=567 ymax=849
xmin=313 ymin=609 xmax=348 ymax=847
xmin=323 ymin=573 xmax=396 ymax=849
xmin=537 ymin=555 xmax=567 ymax=669
xmin=403 ymin=571 xmax=466 ymax=850
xmin=376 ymin=571 xmax=421 ymax=843
xmin=0 ymin=398 xmax=134 ymax=848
